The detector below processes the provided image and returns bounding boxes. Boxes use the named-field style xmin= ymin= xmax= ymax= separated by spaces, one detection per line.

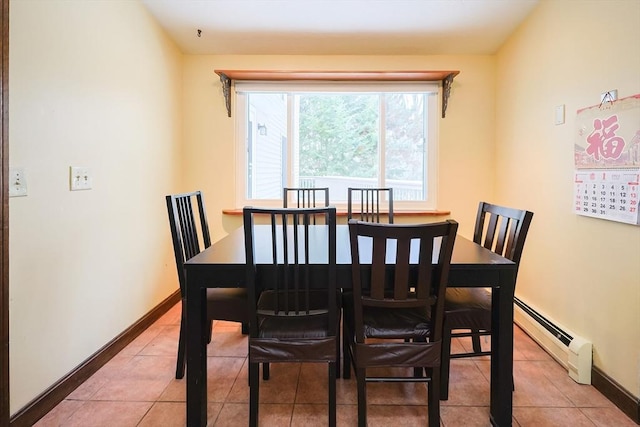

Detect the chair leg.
xmin=471 ymin=330 xmax=482 ymax=353
xmin=342 ymin=327 xmax=351 ymax=379
xmin=262 ymin=363 xmax=270 ymax=380
xmin=413 ymin=337 xmax=425 ymax=378
xmin=329 ymin=362 xmax=337 ymax=427
xmin=336 ymin=314 xmax=342 ymax=379
xmin=356 ymin=368 xmax=367 ymax=427
xmin=207 ymin=320 xmax=213 ymax=344
xmin=427 ymin=367 xmax=441 ymax=427
xmin=336 ymin=338 xmax=341 ymax=379
xmin=440 ymin=323 xmax=453 ymax=400
xmin=249 ymin=362 xmax=260 ymax=427
xmin=175 ymin=310 xmax=187 ymax=379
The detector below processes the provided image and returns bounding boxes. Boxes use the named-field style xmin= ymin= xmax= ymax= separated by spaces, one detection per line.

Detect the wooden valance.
xmin=214 ymin=70 xmax=459 ymax=118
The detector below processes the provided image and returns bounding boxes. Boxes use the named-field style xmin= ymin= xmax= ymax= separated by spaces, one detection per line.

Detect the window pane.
xmin=297 ymin=93 xmax=379 ymax=201
xmin=241 ymin=87 xmax=434 ymax=206
xmin=385 ymin=93 xmax=426 ymax=201
xmin=247 ymin=93 xmax=287 ymax=199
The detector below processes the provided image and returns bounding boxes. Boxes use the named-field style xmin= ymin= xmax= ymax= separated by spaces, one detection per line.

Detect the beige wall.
xmin=9 ymin=1 xmax=183 ymax=412
xmin=182 ymin=55 xmax=496 ymax=240
xmin=496 ymin=0 xmax=640 ymax=396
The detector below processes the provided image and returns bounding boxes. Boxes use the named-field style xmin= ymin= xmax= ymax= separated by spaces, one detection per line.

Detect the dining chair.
xmin=347 ymin=187 xmax=394 ymax=223
xmin=283 ymin=187 xmax=330 ymax=225
xmin=283 ymin=187 xmax=330 ymax=208
xmin=342 ymin=219 xmax=458 ymax=427
xmin=243 ymin=206 xmax=339 ymax=427
xmin=440 ymin=201 xmax=533 ymax=399
xmin=166 ymin=191 xmax=249 ymax=379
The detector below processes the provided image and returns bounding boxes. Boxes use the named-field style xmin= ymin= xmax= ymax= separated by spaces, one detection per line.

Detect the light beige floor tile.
xmin=120 ymin=325 xmax=164 ymax=356
xmin=537 ymin=360 xmax=613 ymax=408
xmin=440 ymin=360 xmax=490 ymax=406
xmin=121 ymin=354 xmax=176 ymax=381
xmin=215 ymin=402 xmax=293 ymax=426
xmin=366 ymin=404 xmax=430 ymax=426
xmin=512 ymin=361 xmax=572 ymax=407
xmin=138 ymin=325 xmax=181 ymax=356
xmin=580 ymin=407 xmax=638 ymax=427
xmin=514 ymin=407 xmax=595 ymax=426
xmin=90 ymin=378 xmax=172 ymax=401
xmin=59 ymin=401 xmax=152 ymax=427
xmin=33 ymin=400 xmax=85 ymax=427
xmin=295 ymin=362 xmax=332 ymax=404
xmin=256 ymin=363 xmax=301 ymax=404
xmin=441 ymin=405 xmax=493 ymax=427
xmin=65 ymin=374 xmax=109 ymax=400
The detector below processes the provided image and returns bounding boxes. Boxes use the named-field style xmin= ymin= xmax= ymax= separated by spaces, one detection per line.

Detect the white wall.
xmin=181 ymin=55 xmax=497 ymax=238
xmin=9 ymin=1 xmax=183 ymax=413
xmin=496 ymin=0 xmax=640 ymax=397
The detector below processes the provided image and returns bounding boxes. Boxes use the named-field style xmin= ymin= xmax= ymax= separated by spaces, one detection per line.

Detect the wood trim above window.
xmin=214 ymin=69 xmax=460 ymax=118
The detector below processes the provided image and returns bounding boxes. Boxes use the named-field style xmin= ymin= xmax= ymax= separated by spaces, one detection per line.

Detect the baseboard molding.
xmin=591 ymin=365 xmax=640 ymax=425
xmin=9 ymin=290 xmax=181 ymax=427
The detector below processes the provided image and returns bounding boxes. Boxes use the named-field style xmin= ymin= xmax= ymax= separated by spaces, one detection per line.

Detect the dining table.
xmin=184 ymin=224 xmax=517 ymax=427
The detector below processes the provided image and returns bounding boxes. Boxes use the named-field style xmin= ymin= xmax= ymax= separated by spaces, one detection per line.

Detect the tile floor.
xmin=35 ymin=303 xmax=635 ymax=426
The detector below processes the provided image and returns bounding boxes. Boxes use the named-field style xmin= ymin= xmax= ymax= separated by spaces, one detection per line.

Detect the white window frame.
xmin=234 ymin=81 xmax=440 ymax=210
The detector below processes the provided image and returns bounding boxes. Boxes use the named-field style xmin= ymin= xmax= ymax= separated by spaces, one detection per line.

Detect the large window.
xmin=235 ymin=82 xmax=439 ymax=208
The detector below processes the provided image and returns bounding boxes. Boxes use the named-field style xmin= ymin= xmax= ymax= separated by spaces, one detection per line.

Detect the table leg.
xmin=490 ymin=269 xmax=515 ymax=426
xmin=186 ymin=273 xmax=207 ymax=427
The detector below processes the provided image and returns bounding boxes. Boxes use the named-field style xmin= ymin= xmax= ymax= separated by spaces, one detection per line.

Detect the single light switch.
xmin=9 ymin=167 xmax=28 ymax=197
xmin=555 ymin=104 xmax=565 ymax=125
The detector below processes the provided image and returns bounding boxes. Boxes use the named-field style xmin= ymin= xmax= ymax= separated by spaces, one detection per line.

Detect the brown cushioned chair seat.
xmin=445 ymin=287 xmax=491 ymax=310
xmin=206 ymin=288 xmax=250 ymax=322
xmin=362 ymin=306 xmax=431 ymax=339
xmin=444 ymin=288 xmax=491 ymax=331
xmin=256 ymin=289 xmax=334 ymax=339
xmin=257 ymin=315 xmax=331 ymax=339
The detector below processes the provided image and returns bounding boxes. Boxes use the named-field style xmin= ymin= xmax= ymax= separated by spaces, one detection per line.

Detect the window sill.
xmin=222 ymin=208 xmax=450 ymax=217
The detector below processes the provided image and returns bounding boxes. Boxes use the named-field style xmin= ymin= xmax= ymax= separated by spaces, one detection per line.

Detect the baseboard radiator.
xmin=513 ymin=297 xmax=592 ymax=384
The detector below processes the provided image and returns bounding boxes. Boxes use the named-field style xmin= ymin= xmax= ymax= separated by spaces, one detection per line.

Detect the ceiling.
xmin=141 ymin=0 xmax=540 ymax=56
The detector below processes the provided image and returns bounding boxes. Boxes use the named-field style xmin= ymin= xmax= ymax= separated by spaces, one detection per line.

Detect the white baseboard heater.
xmin=513 ymin=297 xmax=592 ymax=384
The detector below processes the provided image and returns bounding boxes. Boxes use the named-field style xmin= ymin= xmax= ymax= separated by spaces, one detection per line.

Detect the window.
xmin=235 ymin=81 xmax=439 ymax=209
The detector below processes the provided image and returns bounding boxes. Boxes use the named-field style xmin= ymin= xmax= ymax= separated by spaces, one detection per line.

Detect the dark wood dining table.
xmin=185 ymin=225 xmax=516 ymax=426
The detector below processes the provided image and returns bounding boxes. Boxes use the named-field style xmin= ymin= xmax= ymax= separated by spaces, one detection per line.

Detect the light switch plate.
xmin=555 ymin=104 xmax=565 ymax=125
xmin=70 ymin=166 xmax=93 ymax=191
xmin=9 ymin=167 xmax=28 ymax=197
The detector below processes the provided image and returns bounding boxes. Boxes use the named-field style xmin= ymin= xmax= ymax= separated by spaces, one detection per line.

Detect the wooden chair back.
xmin=243 ymin=206 xmax=338 ymax=336
xmin=347 ymin=187 xmax=394 ymax=223
xmin=473 ymin=202 xmax=534 ymax=272
xmin=166 ymin=191 xmax=210 ymax=297
xmin=283 ymin=187 xmax=330 ymax=208
xmin=348 ymin=219 xmax=458 ymax=343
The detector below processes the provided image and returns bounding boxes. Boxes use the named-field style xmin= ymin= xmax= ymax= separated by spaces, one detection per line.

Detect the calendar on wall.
xmin=574 ymin=168 xmax=639 ymax=224
xmin=573 ymin=94 xmax=640 ymax=225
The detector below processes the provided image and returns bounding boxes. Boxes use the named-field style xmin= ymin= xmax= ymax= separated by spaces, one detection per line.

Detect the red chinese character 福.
xmin=586 ymin=115 xmax=626 ymax=161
